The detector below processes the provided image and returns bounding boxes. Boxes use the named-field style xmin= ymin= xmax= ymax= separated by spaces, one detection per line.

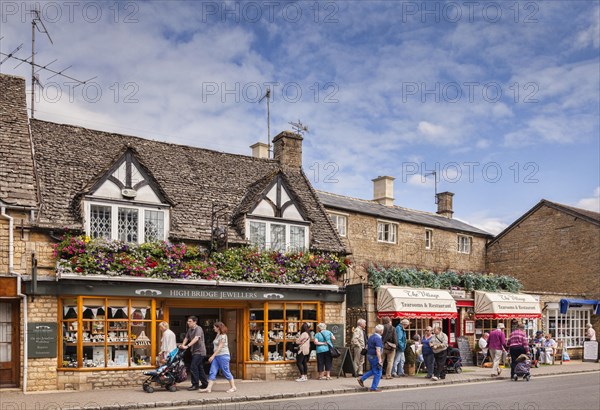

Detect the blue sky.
xmin=1 ymin=1 xmax=598 ymax=234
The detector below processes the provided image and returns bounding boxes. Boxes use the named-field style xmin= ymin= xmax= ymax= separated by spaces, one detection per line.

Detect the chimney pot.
xmin=372 ymin=176 xmax=395 ymax=206
xmin=272 ymin=131 xmax=303 ymax=167
xmin=250 ymin=142 xmax=270 ymax=159
xmin=436 ymin=191 xmax=454 ymax=218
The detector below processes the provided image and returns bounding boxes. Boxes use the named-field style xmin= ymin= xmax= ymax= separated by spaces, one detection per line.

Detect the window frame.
xmin=425 ymin=229 xmax=433 ymax=250
xmin=545 ymin=305 xmax=592 ymax=348
xmin=246 ymin=217 xmax=310 ymax=252
xmin=457 ymin=234 xmax=472 ymax=254
xmin=377 ymin=220 xmax=397 ymax=244
xmin=329 ymin=213 xmax=347 ymax=237
xmin=84 ymin=200 xmax=169 ymax=244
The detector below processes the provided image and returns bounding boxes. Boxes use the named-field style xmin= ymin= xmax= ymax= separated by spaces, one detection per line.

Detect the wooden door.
xmin=0 ymin=301 xmax=19 ymax=387
xmin=223 ymin=309 xmax=240 ymax=378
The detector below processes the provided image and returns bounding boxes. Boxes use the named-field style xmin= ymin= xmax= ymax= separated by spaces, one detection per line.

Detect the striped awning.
xmin=474 ymin=291 xmax=541 ymax=319
xmin=377 ymin=286 xmax=458 ymax=319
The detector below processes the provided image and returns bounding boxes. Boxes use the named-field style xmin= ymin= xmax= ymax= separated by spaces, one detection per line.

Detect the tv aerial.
xmin=0 ymin=5 xmax=96 ymax=118
xmin=288 ymin=120 xmax=309 ymax=136
xmin=424 ymin=171 xmax=439 ymax=204
xmin=258 ymin=87 xmax=272 ymax=158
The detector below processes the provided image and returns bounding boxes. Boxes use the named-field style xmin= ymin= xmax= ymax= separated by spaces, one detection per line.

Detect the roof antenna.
xmin=424 ymin=171 xmax=438 ymax=204
xmin=258 ymin=87 xmax=271 ymax=158
xmin=0 ymin=6 xmax=97 ymax=118
xmin=288 ymin=120 xmax=309 ymax=136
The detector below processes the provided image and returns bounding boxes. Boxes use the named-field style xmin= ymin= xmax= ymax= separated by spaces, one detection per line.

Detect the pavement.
xmin=1 ymin=361 xmax=599 ymax=410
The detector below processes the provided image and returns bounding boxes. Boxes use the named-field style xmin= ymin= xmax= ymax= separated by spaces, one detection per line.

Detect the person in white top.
xmin=479 ymin=332 xmax=489 ymax=363
xmin=159 ymin=321 xmax=177 ymax=355
xmin=586 ymin=323 xmax=596 ymax=341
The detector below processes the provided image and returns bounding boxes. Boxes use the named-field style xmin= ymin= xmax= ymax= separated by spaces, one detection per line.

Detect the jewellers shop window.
xmin=59 ymin=297 xmax=155 ymax=369
xmin=545 ymin=306 xmax=591 ymax=348
xmin=248 ymin=302 xmax=320 ymax=363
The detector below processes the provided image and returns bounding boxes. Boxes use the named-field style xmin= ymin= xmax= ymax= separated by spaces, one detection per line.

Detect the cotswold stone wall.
xmin=24 ymin=296 xmax=59 ymax=391
xmin=486 ymin=205 xmax=600 ymax=299
xmin=57 ymin=369 xmax=147 ymax=391
xmin=338 ymin=211 xmax=488 ymax=284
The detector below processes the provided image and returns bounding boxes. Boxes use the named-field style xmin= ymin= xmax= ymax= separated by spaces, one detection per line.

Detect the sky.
xmin=1 ymin=0 xmax=599 ymax=235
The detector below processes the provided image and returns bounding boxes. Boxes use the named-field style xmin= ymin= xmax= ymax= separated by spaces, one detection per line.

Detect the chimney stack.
xmin=272 ymin=131 xmax=303 ymax=167
xmin=372 ymin=176 xmax=395 ymax=206
xmin=250 ymin=142 xmax=270 ymax=159
xmin=436 ymin=191 xmax=454 ymax=218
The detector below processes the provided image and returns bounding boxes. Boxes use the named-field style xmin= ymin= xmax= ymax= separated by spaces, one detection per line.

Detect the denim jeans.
xmin=190 ymin=354 xmax=208 ymax=388
xmin=392 ymin=350 xmax=405 ymax=375
xmin=360 ymin=354 xmax=382 ymax=391
xmin=423 ymin=352 xmax=435 ymax=378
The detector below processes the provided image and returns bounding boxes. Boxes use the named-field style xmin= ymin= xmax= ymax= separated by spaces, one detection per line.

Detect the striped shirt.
xmin=508 ymin=329 xmax=529 ymax=352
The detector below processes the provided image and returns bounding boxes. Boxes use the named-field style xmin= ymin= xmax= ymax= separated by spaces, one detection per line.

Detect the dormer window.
xmin=245 ymin=174 xmax=309 ymax=252
xmin=84 ymin=149 xmax=170 ymax=244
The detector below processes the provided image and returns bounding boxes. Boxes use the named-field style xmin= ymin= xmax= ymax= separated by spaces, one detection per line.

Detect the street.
xmin=164 ymin=372 xmax=600 ymax=410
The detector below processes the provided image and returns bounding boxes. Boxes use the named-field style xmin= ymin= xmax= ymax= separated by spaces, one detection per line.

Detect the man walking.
xmin=181 ymin=316 xmax=208 ymax=390
xmin=391 ymin=319 xmax=409 ymax=377
xmin=381 ymin=316 xmax=397 ymax=379
xmin=508 ymin=323 xmax=529 ymax=380
xmin=430 ymin=326 xmax=448 ymax=381
xmin=351 ymin=319 xmax=367 ymax=376
xmin=488 ymin=323 xmax=506 ymax=377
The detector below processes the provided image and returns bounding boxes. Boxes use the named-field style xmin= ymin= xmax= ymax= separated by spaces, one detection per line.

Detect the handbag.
xmin=329 ymin=344 xmax=341 ymax=358
xmin=360 ymin=348 xmax=368 ymax=356
xmin=385 ymin=341 xmax=397 ymax=351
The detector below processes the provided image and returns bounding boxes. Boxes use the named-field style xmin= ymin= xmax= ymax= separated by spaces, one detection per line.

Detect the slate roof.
xmin=488 ymin=199 xmax=600 ymax=246
xmin=317 ymin=191 xmax=492 ymax=237
xmin=27 ymin=119 xmax=347 ymax=253
xmin=0 ymin=75 xmax=38 ymax=207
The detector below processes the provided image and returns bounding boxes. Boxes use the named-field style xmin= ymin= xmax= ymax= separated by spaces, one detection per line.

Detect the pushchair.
xmin=445 ymin=347 xmax=463 ymax=374
xmin=512 ymin=354 xmax=531 ymax=381
xmin=142 ymin=347 xmax=187 ymax=393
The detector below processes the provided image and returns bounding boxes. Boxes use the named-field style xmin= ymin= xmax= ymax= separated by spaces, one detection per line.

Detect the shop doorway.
xmin=0 ymin=301 xmax=19 ymax=387
xmin=167 ymin=308 xmax=241 ymax=379
xmin=442 ymin=318 xmax=459 ymax=347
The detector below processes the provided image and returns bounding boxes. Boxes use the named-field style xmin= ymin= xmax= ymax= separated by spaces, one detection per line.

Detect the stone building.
xmin=0 ymin=74 xmax=348 ymax=391
xmin=487 ymin=199 xmax=600 ymax=358
xmin=317 ymin=176 xmax=503 ymax=347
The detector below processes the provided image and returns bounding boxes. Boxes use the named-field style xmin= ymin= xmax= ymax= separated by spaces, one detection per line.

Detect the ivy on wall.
xmin=368 ymin=265 xmax=522 ymax=293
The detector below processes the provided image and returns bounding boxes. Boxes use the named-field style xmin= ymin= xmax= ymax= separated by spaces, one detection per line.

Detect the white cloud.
xmin=575 ymin=187 xmax=600 ymax=213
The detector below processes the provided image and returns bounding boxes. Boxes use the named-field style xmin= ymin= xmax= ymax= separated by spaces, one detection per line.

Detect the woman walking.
xmin=295 ymin=323 xmax=311 ymax=381
xmin=200 ymin=322 xmax=236 ymax=393
xmin=314 ymin=323 xmax=336 ymax=380
xmin=357 ymin=324 xmax=384 ymax=392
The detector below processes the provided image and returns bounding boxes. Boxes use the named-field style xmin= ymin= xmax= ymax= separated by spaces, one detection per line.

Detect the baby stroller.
xmin=142 ymin=347 xmax=187 ymax=393
xmin=445 ymin=347 xmax=463 ymax=374
xmin=512 ymin=354 xmax=531 ymax=381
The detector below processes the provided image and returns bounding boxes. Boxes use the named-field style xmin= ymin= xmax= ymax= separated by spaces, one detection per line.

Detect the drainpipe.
xmin=1 ymin=206 xmax=28 ymax=392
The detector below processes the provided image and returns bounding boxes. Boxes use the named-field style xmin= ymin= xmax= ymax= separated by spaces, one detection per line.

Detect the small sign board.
xmin=328 ymin=323 xmax=345 ymax=347
xmin=332 ymin=346 xmax=355 ymax=377
xmin=583 ymin=341 xmax=599 ymax=362
xmin=457 ymin=336 xmax=474 ymax=366
xmin=27 ymin=322 xmax=58 ymax=358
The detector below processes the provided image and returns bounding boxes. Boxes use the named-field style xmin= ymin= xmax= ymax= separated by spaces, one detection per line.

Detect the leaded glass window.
xmin=144 ymin=210 xmax=164 ymax=242
xmin=118 ymin=208 xmax=138 ymax=243
xmin=249 ymin=221 xmax=266 ymax=250
xmin=290 ymin=226 xmax=305 ymax=251
xmin=270 ymin=224 xmax=286 ymax=251
xmin=90 ymin=205 xmax=112 ymax=239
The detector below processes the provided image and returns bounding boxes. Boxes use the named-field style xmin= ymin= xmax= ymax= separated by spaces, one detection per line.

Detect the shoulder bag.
xmin=325 ymin=331 xmax=341 ymax=358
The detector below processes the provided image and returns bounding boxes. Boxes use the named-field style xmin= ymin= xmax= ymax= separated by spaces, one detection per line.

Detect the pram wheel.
xmin=455 ymin=367 xmax=462 ymax=374
xmin=512 ymin=375 xmax=518 ymax=381
xmin=525 ymin=375 xmax=531 ymax=381
xmin=145 ymin=386 xmax=155 ymax=393
xmin=167 ymin=385 xmax=177 ymax=392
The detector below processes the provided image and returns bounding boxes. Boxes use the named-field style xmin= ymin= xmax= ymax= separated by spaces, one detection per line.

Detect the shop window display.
xmin=249 ymin=302 xmax=319 ymax=362
xmin=60 ymin=297 xmax=155 ymax=369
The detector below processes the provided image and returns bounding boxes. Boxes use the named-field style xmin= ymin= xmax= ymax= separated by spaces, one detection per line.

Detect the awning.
xmin=377 ymin=286 xmax=458 ymax=319
xmin=560 ymin=299 xmax=600 ymax=315
xmin=474 ymin=291 xmax=541 ymax=319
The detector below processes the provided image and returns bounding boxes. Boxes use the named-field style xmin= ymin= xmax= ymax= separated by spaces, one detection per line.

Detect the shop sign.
xmin=449 ymin=289 xmax=466 ymax=298
xmin=27 ymin=322 xmax=57 ymax=358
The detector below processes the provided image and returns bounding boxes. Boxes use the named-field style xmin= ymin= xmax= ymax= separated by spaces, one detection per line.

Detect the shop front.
xmin=0 ymin=277 xmax=20 ymax=388
xmin=26 ymin=274 xmax=344 ymax=389
xmin=376 ymin=286 xmax=458 ymax=341
xmin=474 ymin=291 xmax=542 ymax=339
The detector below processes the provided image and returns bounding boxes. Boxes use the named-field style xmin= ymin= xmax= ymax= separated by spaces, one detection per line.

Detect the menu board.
xmin=457 ymin=336 xmax=474 ymax=365
xmin=583 ymin=341 xmax=599 ymax=362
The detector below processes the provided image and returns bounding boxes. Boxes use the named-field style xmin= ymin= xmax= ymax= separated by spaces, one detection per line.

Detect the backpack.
xmin=172 ymin=361 xmax=187 ymax=383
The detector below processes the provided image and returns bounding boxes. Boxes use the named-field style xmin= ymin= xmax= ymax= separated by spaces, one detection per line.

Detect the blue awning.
xmin=559 ymin=299 xmax=600 ymax=315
